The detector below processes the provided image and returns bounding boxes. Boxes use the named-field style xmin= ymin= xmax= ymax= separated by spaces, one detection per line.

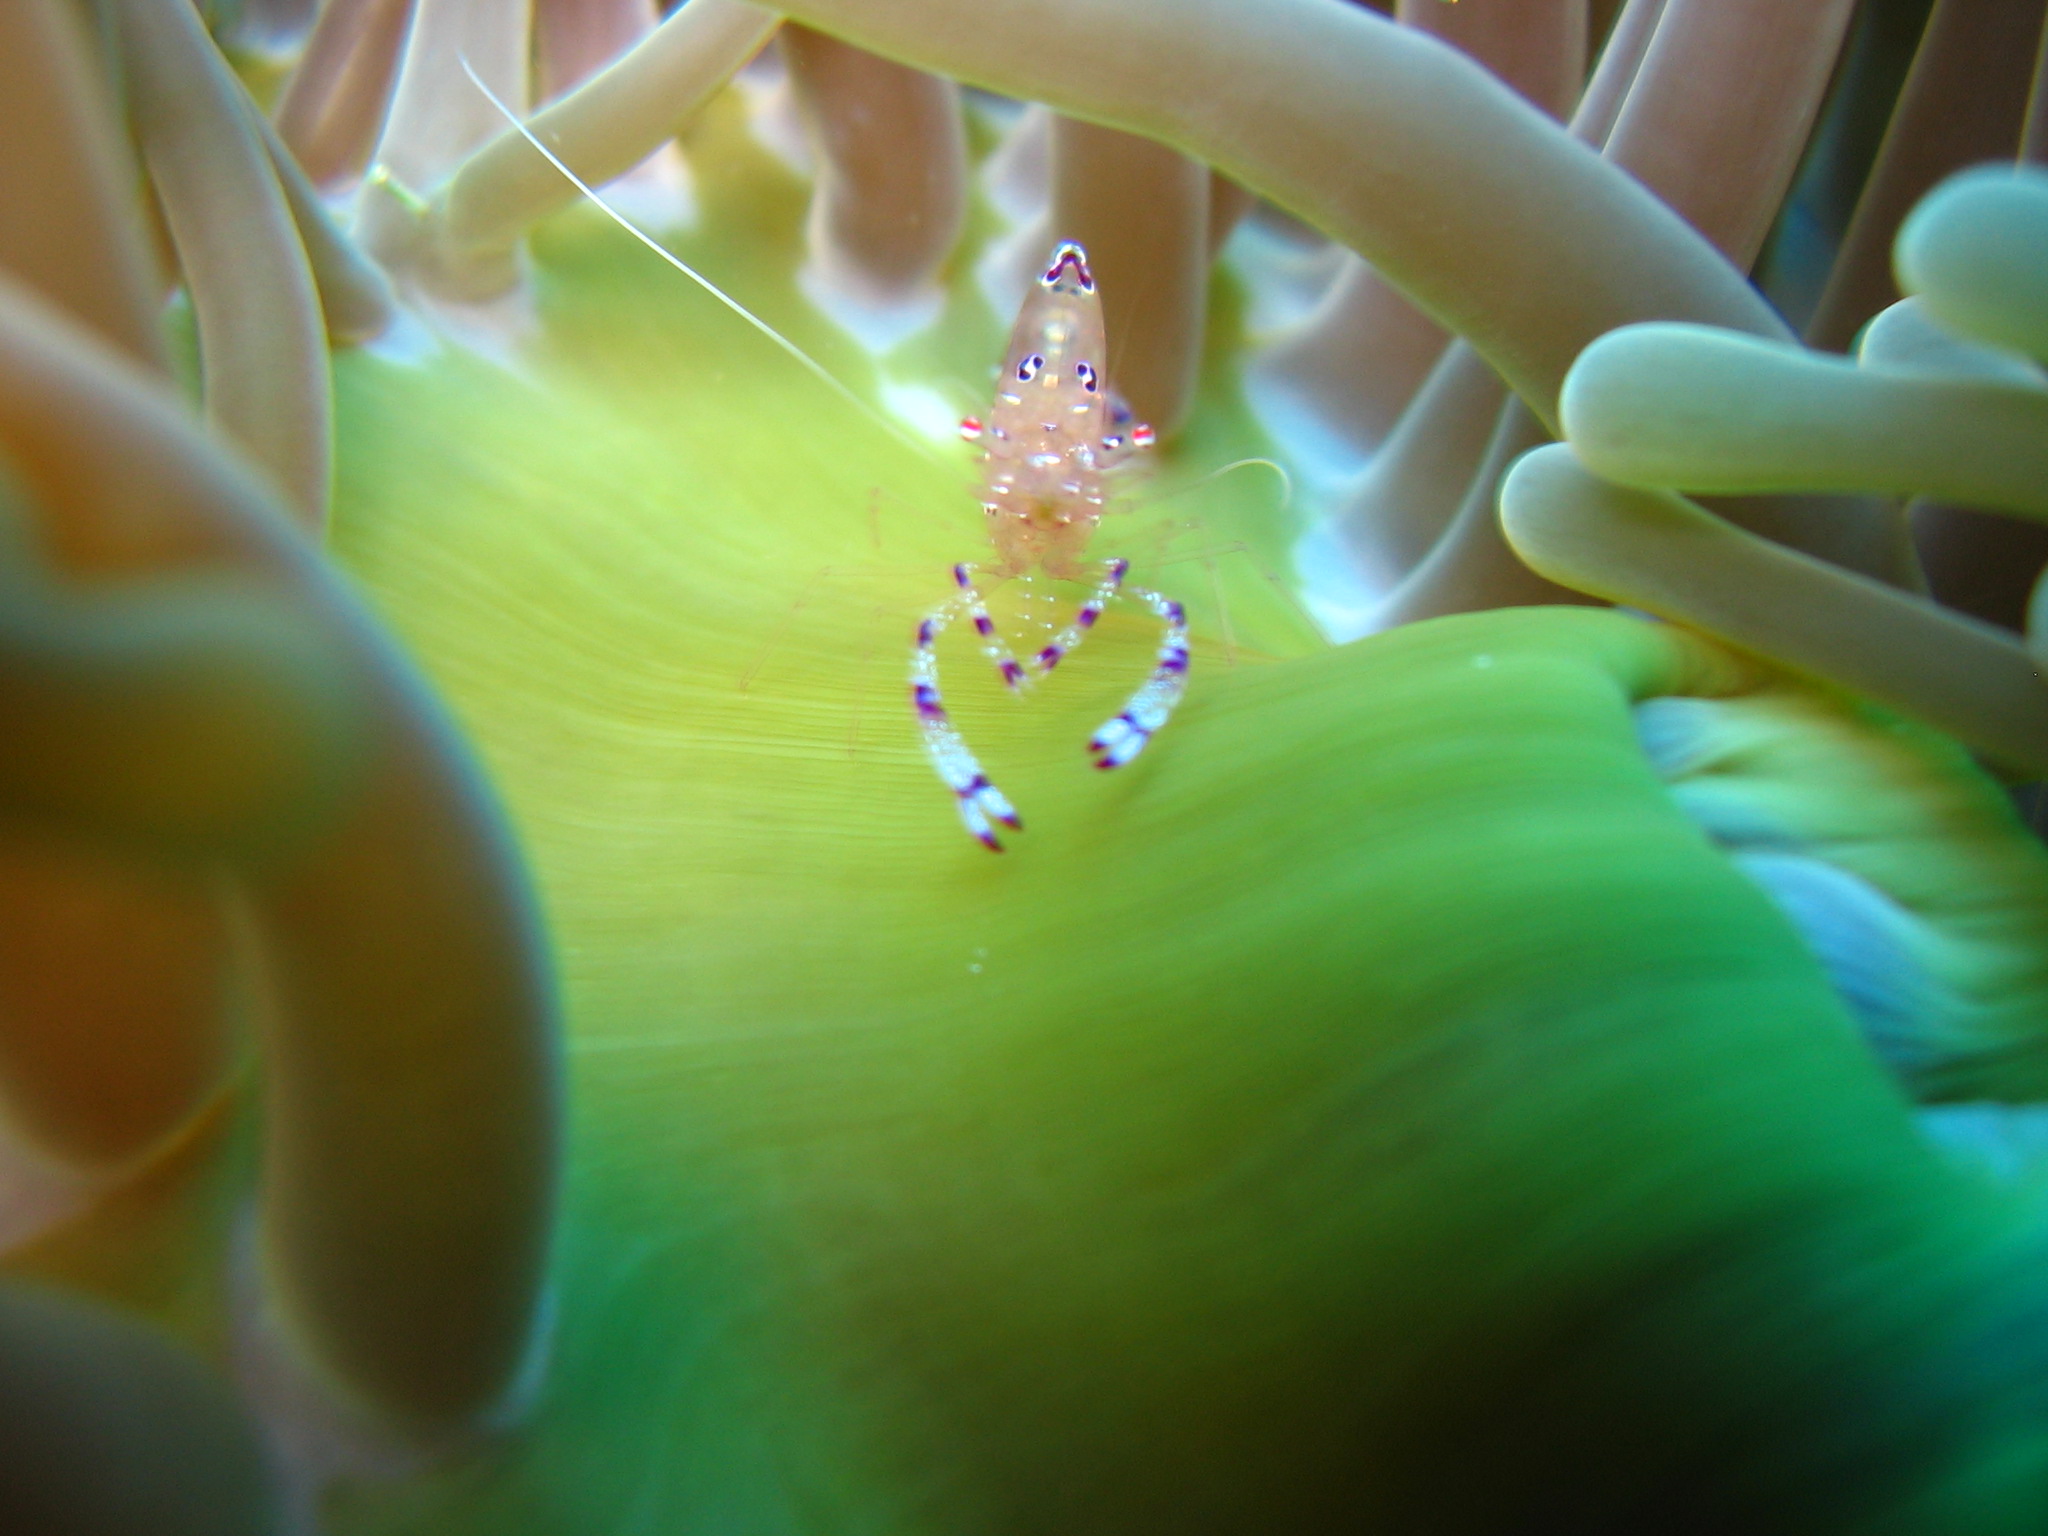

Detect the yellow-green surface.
xmin=310 ymin=101 xmax=2048 ymax=1534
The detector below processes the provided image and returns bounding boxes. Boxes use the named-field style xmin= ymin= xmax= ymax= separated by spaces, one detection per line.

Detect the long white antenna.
xmin=457 ymin=56 xmax=941 ymax=465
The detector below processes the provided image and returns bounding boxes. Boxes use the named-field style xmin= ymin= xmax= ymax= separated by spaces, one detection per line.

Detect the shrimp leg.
xmin=1030 ymin=558 xmax=1128 ymax=677
xmin=912 ymin=593 xmax=1024 ymax=850
xmin=1088 ymin=582 xmax=1190 ymax=770
xmin=952 ymin=562 xmax=1029 ymax=691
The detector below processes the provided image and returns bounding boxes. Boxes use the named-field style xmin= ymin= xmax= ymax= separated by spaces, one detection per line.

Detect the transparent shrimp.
xmin=912 ymin=242 xmax=1188 ymax=852
xmin=458 ymin=75 xmax=1192 ymax=853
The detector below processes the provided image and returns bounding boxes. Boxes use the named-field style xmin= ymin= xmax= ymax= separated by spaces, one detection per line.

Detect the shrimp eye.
xmin=1016 ymin=353 xmax=1046 ymax=383
xmin=1074 ymin=361 xmax=1098 ymax=393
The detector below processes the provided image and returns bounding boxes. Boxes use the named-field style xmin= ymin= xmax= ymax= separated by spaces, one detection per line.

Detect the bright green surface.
xmin=316 ymin=101 xmax=2048 ymax=1535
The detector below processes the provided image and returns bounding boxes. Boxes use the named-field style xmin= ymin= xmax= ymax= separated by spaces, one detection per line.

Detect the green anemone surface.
xmin=310 ymin=92 xmax=2048 ymax=1536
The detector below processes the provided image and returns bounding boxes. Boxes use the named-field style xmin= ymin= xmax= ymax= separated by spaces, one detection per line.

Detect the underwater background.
xmin=8 ymin=0 xmax=2048 ymax=1531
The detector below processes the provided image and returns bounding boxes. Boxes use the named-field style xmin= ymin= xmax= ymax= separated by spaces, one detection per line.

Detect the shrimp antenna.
xmin=1136 ymin=456 xmax=1293 ymax=515
xmin=457 ymin=56 xmax=941 ymax=466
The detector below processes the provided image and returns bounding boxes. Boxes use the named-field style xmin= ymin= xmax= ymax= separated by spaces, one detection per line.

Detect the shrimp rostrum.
xmin=911 ymin=242 xmax=1189 ymax=851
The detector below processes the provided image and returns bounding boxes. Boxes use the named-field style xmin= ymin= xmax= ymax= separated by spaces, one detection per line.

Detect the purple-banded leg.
xmin=1031 ymin=558 xmax=1127 ymax=677
xmin=953 ymin=562 xmax=1029 ymax=691
xmin=911 ymin=597 xmax=1024 ymax=851
xmin=1088 ymin=582 xmax=1190 ymax=770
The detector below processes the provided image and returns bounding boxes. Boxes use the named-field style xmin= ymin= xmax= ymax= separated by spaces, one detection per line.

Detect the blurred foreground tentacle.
xmin=0 ymin=837 xmax=235 ymax=1191
xmin=0 ymin=357 xmax=361 ymax=1196
xmin=0 ymin=0 xmax=167 ymax=373
xmin=0 ymin=1280 xmax=283 ymax=1536
xmin=0 ymin=269 xmax=560 ymax=1436
xmin=0 ymin=479 xmax=362 ymax=861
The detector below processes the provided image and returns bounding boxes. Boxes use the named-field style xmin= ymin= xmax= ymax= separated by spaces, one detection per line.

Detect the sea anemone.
xmin=8 ymin=1 xmax=2048 ymax=1532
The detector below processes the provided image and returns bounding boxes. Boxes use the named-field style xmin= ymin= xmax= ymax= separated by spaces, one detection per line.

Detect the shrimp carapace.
xmin=913 ymin=241 xmax=1185 ymax=851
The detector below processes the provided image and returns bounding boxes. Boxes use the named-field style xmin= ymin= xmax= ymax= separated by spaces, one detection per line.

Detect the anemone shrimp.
xmin=911 ymin=241 xmax=1189 ymax=852
xmin=461 ymin=65 xmax=1299 ymax=856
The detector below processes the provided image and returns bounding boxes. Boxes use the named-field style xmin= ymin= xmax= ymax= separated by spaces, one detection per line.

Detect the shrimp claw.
xmin=912 ymin=596 xmax=1021 ymax=851
xmin=1088 ymin=585 xmax=1189 ymax=770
